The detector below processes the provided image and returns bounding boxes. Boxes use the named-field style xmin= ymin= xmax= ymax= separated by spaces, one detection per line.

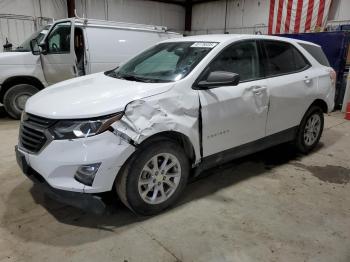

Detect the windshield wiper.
xmin=118 ymin=74 xmax=152 ymax=83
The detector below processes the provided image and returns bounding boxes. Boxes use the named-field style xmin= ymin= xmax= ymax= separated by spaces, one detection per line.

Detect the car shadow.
xmin=1 ymin=141 xmax=325 ymax=246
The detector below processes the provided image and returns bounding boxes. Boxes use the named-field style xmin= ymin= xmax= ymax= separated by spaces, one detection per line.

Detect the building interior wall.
xmin=191 ymin=0 xmax=350 ymax=35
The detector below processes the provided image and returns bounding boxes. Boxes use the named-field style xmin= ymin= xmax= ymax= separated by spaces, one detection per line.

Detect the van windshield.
xmin=14 ymin=26 xmax=50 ymax=52
xmin=107 ymin=42 xmax=218 ymax=83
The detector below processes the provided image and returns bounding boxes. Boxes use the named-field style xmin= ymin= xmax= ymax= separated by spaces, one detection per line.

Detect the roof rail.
xmin=73 ymin=9 xmax=167 ymax=32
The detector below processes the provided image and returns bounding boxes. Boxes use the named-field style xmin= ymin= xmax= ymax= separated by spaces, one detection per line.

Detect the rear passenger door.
xmin=199 ymin=40 xmax=269 ymax=157
xmin=262 ymin=40 xmax=318 ymax=136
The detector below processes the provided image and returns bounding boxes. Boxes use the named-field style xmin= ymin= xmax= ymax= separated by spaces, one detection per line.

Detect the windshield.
xmin=14 ymin=26 xmax=50 ymax=52
xmin=106 ymin=41 xmax=218 ymax=83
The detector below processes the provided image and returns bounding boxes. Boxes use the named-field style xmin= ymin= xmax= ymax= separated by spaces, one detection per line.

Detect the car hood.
xmin=0 ymin=51 xmax=37 ymax=65
xmin=26 ymin=72 xmax=175 ymax=119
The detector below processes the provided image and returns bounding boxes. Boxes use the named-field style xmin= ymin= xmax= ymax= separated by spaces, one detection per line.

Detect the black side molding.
xmin=194 ymin=126 xmax=298 ymax=176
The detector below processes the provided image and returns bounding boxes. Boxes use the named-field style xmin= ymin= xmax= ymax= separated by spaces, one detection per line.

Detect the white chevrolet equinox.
xmin=16 ymin=35 xmax=335 ymax=215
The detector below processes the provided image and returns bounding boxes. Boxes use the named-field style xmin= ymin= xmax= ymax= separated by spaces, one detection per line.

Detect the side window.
xmin=47 ymin=22 xmax=71 ymax=54
xmin=207 ymin=41 xmax=262 ymax=82
xmin=293 ymin=47 xmax=310 ymax=70
xmin=263 ymin=41 xmax=309 ymax=76
xmin=299 ymin=43 xmax=330 ymax=66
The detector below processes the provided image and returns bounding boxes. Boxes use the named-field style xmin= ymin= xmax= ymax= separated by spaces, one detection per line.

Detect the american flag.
xmin=268 ymin=0 xmax=332 ymax=34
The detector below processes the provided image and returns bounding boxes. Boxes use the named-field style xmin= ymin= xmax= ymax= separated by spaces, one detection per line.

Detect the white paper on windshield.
xmin=191 ymin=42 xmax=218 ymax=48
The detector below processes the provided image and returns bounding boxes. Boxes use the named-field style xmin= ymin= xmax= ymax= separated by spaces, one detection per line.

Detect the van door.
xmin=198 ymin=40 xmax=269 ymax=157
xmin=40 ymin=20 xmax=77 ymax=85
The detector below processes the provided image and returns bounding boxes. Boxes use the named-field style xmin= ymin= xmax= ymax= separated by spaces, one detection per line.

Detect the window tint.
xmin=207 ymin=41 xmax=261 ymax=82
xmin=47 ymin=22 xmax=71 ymax=53
xmin=263 ymin=41 xmax=309 ymax=76
xmin=299 ymin=43 xmax=330 ymax=66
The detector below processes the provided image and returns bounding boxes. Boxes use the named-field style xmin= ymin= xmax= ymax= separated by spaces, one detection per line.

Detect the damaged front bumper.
xmin=16 ymin=145 xmax=106 ymax=214
xmin=15 ymin=130 xmax=135 ymax=214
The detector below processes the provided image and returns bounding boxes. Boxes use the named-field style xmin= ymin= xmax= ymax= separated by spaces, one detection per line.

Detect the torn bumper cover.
xmin=16 ymin=146 xmax=106 ymax=214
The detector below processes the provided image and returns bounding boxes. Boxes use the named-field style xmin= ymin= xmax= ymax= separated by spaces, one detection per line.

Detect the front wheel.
xmin=115 ymin=140 xmax=189 ymax=215
xmin=3 ymin=84 xmax=39 ymax=119
xmin=295 ymin=106 xmax=324 ymax=154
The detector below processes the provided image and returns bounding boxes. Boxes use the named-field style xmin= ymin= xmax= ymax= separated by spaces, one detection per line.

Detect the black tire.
xmin=295 ymin=105 xmax=324 ymax=154
xmin=115 ymin=140 xmax=190 ymax=216
xmin=3 ymin=84 xmax=39 ymax=119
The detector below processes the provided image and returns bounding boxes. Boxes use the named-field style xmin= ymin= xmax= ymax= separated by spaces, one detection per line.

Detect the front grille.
xmin=19 ymin=114 xmax=56 ymax=153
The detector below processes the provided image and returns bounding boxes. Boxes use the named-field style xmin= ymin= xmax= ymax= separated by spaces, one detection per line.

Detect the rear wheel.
xmin=295 ymin=106 xmax=324 ymax=154
xmin=3 ymin=84 xmax=39 ymax=119
xmin=115 ymin=140 xmax=189 ymax=215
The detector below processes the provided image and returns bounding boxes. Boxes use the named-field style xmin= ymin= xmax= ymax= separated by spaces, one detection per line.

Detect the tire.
xmin=3 ymin=84 xmax=39 ymax=119
xmin=115 ymin=140 xmax=190 ymax=215
xmin=295 ymin=105 xmax=324 ymax=154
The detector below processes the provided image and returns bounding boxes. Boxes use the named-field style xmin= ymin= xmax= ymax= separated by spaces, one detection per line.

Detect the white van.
xmin=16 ymin=34 xmax=335 ymax=215
xmin=0 ymin=18 xmax=181 ymax=119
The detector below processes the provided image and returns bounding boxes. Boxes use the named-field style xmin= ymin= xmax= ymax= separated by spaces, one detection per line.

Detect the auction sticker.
xmin=191 ymin=42 xmax=218 ymax=48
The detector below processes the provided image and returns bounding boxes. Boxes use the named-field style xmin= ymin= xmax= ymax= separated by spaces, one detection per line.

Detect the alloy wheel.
xmin=138 ymin=153 xmax=181 ymax=205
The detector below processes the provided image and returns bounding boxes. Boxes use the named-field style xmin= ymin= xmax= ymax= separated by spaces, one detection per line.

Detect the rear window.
xmin=299 ymin=43 xmax=330 ymax=66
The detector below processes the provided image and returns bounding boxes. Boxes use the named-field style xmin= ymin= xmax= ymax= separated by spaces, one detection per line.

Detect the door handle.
xmin=304 ymin=76 xmax=312 ymax=85
xmin=72 ymin=65 xmax=77 ymax=75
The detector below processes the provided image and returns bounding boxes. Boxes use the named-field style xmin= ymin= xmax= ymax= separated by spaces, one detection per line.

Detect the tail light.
xmin=328 ymin=68 xmax=336 ymax=87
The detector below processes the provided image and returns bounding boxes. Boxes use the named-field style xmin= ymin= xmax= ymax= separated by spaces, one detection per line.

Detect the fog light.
xmin=74 ymin=163 xmax=101 ymax=186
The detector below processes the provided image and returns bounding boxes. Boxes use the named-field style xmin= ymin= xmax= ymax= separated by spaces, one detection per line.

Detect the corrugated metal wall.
xmin=75 ymin=0 xmax=185 ymax=31
xmin=190 ymin=0 xmax=350 ymax=35
xmin=191 ymin=0 xmax=269 ymax=35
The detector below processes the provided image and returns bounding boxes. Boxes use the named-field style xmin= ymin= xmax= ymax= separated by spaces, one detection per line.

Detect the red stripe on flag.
xmin=268 ymin=0 xmax=276 ymax=34
xmin=293 ymin=0 xmax=304 ymax=33
xmin=284 ymin=0 xmax=294 ymax=33
xmin=316 ymin=0 xmax=326 ymax=28
xmin=305 ymin=0 xmax=315 ymax=31
xmin=275 ymin=0 xmax=284 ymax=34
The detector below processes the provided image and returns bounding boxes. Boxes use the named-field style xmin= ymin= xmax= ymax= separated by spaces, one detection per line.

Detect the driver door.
xmin=40 ymin=21 xmax=77 ymax=85
xmin=198 ymin=40 xmax=269 ymax=157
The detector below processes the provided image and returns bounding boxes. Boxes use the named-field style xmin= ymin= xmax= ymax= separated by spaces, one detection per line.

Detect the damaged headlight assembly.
xmin=51 ymin=113 xmax=123 ymax=139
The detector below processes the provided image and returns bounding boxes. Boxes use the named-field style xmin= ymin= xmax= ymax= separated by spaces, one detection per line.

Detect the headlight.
xmin=51 ymin=113 xmax=123 ymax=140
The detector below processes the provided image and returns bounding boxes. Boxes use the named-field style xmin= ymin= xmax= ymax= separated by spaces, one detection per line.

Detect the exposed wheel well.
xmin=0 ymin=76 xmax=45 ymax=103
xmin=138 ymin=131 xmax=196 ymax=164
xmin=310 ymin=99 xmax=328 ymax=113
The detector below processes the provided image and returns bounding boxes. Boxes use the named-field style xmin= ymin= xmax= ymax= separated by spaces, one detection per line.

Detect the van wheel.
xmin=3 ymin=84 xmax=39 ymax=119
xmin=115 ymin=140 xmax=189 ymax=215
xmin=295 ymin=106 xmax=324 ymax=154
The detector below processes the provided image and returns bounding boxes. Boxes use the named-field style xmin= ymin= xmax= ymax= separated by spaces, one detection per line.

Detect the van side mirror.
xmin=196 ymin=71 xmax=240 ymax=89
xmin=36 ymin=41 xmax=48 ymax=55
xmin=29 ymin=39 xmax=40 ymax=55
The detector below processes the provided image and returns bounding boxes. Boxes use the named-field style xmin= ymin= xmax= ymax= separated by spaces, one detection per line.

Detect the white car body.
xmin=16 ymin=34 xmax=335 ymax=213
xmin=0 ymin=18 xmax=181 ymax=118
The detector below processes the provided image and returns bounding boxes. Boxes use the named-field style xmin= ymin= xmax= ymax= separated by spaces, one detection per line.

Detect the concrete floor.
xmin=0 ymin=108 xmax=349 ymax=262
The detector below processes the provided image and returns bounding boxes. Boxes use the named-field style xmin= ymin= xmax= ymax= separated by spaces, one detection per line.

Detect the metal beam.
xmin=66 ymin=0 xmax=75 ymax=18
xmin=145 ymin=0 xmax=220 ymax=7
xmin=147 ymin=0 xmax=186 ymax=6
xmin=192 ymin=0 xmax=221 ymax=5
xmin=185 ymin=0 xmax=192 ymax=31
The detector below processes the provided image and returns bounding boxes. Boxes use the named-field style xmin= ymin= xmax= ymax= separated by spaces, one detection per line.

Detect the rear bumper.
xmin=16 ymin=145 xmax=106 ymax=214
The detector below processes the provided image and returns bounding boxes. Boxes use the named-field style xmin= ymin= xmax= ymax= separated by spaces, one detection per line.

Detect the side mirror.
xmin=38 ymin=41 xmax=48 ymax=55
xmin=29 ymin=39 xmax=40 ymax=55
xmin=196 ymin=71 xmax=240 ymax=89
